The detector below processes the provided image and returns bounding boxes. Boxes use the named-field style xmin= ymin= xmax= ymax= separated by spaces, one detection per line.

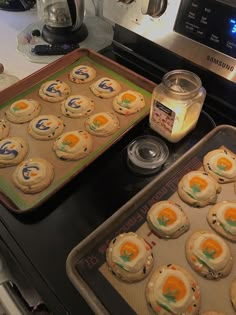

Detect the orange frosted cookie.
xmin=53 ymin=130 xmax=93 ymax=160
xmin=85 ymin=112 xmax=119 ymax=137
xmin=203 ymin=149 xmax=236 ymax=183
xmin=178 ymin=171 xmax=221 ymax=207
xmin=207 ymin=201 xmax=236 ymax=242
xmin=5 ymin=99 xmax=41 ymax=123
xmin=147 ymin=200 xmax=190 ymax=239
xmin=113 ymin=90 xmax=145 ymax=115
xmin=106 ymin=232 xmax=154 ymax=282
xmin=146 ymin=264 xmax=201 ymax=315
xmin=185 ymin=230 xmax=233 ymax=280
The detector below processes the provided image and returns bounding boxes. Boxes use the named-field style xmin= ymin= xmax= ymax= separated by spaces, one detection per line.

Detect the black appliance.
xmin=0 ymin=0 xmax=235 ymax=314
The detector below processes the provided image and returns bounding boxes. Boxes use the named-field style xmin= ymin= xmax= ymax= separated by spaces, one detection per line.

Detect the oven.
xmin=0 ymin=1 xmax=235 ymax=315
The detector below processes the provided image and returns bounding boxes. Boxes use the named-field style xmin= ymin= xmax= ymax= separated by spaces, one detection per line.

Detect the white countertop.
xmin=0 ymin=1 xmax=102 ymax=81
xmin=0 ymin=8 xmax=46 ymax=80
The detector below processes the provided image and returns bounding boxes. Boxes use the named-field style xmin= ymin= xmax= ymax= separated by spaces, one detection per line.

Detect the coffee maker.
xmin=37 ymin=0 xmax=88 ymax=44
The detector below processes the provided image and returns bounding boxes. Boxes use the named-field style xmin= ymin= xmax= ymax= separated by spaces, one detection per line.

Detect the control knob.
xmin=141 ymin=0 xmax=167 ymax=17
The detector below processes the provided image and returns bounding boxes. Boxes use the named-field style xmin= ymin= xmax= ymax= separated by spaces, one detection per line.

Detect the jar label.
xmin=151 ymin=100 xmax=175 ymax=135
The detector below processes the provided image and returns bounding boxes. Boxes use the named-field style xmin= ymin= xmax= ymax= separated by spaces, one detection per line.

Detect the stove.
xmin=0 ymin=1 xmax=235 ymax=315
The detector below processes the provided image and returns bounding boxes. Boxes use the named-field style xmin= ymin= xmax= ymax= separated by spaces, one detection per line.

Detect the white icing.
xmin=42 ymin=81 xmax=70 ymax=97
xmin=93 ymin=77 xmax=118 ymax=94
xmin=0 ymin=139 xmax=21 ymax=160
xmin=111 ymin=234 xmax=150 ymax=273
xmin=193 ymin=233 xmax=230 ymax=271
xmin=72 ymin=65 xmax=95 ymax=80
xmin=31 ymin=115 xmax=61 ymax=136
xmin=62 ymin=95 xmax=94 ymax=117
xmin=149 ymin=201 xmax=186 ymax=235
xmin=16 ymin=161 xmax=46 ymax=186
xmin=153 ymin=269 xmax=192 ymax=313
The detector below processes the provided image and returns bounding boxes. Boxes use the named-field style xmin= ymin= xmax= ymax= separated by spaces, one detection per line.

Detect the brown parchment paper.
xmin=0 ymin=49 xmax=155 ymax=212
xmin=99 ymin=169 xmax=236 ymax=314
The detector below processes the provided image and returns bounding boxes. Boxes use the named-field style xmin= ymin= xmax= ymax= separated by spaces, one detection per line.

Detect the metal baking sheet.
xmin=0 ymin=48 xmax=156 ymax=213
xmin=66 ymin=125 xmax=236 ymax=315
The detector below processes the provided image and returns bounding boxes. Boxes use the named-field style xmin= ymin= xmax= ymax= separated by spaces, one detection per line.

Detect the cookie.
xmin=230 ymin=278 xmax=236 ymax=311
xmin=5 ymin=99 xmax=41 ymax=123
xmin=203 ymin=149 xmax=236 ymax=183
xmin=90 ymin=77 xmax=121 ymax=99
xmin=113 ymin=90 xmax=145 ymax=115
xmin=28 ymin=115 xmax=64 ymax=140
xmin=147 ymin=200 xmax=190 ymax=239
xmin=53 ymin=130 xmax=93 ymax=160
xmin=39 ymin=80 xmax=71 ymax=103
xmin=0 ymin=137 xmax=28 ymax=168
xmin=61 ymin=95 xmax=95 ymax=118
xmin=145 ymin=264 xmax=201 ymax=315
xmin=185 ymin=230 xmax=233 ymax=280
xmin=85 ymin=112 xmax=120 ymax=137
xmin=207 ymin=201 xmax=236 ymax=242
xmin=12 ymin=157 xmax=54 ymax=194
xmin=106 ymin=232 xmax=154 ymax=283
xmin=178 ymin=171 xmax=221 ymax=207
xmin=69 ymin=64 xmax=96 ymax=83
xmin=0 ymin=119 xmax=10 ymax=140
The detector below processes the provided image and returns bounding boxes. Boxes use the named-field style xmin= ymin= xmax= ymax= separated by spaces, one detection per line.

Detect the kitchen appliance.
xmin=0 ymin=0 xmax=35 ymax=11
xmin=37 ymin=0 xmax=88 ymax=44
xmin=0 ymin=1 xmax=235 ymax=315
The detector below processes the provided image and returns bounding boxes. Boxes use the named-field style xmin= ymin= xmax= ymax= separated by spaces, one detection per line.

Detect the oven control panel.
xmin=103 ymin=0 xmax=236 ymax=83
xmin=175 ymin=0 xmax=236 ymax=58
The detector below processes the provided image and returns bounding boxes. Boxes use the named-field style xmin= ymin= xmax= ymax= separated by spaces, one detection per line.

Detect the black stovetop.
xmin=0 ymin=44 xmax=234 ymax=315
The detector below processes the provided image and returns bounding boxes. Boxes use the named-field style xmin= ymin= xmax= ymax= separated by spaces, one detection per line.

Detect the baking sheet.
xmin=66 ymin=125 xmax=236 ymax=315
xmin=0 ymin=48 xmax=156 ymax=213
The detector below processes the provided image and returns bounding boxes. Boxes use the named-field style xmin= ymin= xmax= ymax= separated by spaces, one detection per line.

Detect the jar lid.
xmin=127 ymin=135 xmax=169 ymax=175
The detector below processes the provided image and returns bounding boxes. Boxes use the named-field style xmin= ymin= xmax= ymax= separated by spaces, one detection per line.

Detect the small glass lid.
xmin=127 ymin=135 xmax=169 ymax=174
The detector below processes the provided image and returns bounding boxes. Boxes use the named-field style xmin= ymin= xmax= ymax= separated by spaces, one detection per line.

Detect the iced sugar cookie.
xmin=12 ymin=158 xmax=54 ymax=194
xmin=39 ymin=80 xmax=71 ymax=103
xmin=146 ymin=264 xmax=201 ymax=315
xmin=113 ymin=90 xmax=145 ymax=115
xmin=106 ymin=232 xmax=154 ymax=282
xmin=85 ymin=112 xmax=119 ymax=137
xmin=178 ymin=171 xmax=221 ymax=207
xmin=28 ymin=115 xmax=64 ymax=140
xmin=0 ymin=137 xmax=28 ymax=168
xmin=61 ymin=95 xmax=95 ymax=118
xmin=69 ymin=65 xmax=96 ymax=83
xmin=207 ymin=201 xmax=236 ymax=242
xmin=203 ymin=149 xmax=236 ymax=183
xmin=90 ymin=77 xmax=121 ymax=99
xmin=53 ymin=130 xmax=93 ymax=160
xmin=0 ymin=119 xmax=10 ymax=140
xmin=147 ymin=200 xmax=190 ymax=239
xmin=5 ymin=99 xmax=41 ymax=123
xmin=185 ymin=230 xmax=233 ymax=280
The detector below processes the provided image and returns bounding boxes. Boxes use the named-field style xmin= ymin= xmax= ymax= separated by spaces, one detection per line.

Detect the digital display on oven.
xmin=174 ymin=0 xmax=236 ymax=58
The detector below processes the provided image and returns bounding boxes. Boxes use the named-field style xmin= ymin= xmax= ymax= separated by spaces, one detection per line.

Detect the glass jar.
xmin=149 ymin=70 xmax=206 ymax=143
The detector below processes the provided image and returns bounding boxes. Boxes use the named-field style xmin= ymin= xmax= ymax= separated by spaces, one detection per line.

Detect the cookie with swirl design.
xmin=39 ymin=80 xmax=71 ymax=103
xmin=12 ymin=157 xmax=54 ymax=194
xmin=0 ymin=137 xmax=28 ymax=168
xmin=69 ymin=65 xmax=96 ymax=84
xmin=90 ymin=77 xmax=121 ymax=99
xmin=61 ymin=95 xmax=94 ymax=118
xmin=5 ymin=99 xmax=41 ymax=123
xmin=28 ymin=115 xmax=64 ymax=140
